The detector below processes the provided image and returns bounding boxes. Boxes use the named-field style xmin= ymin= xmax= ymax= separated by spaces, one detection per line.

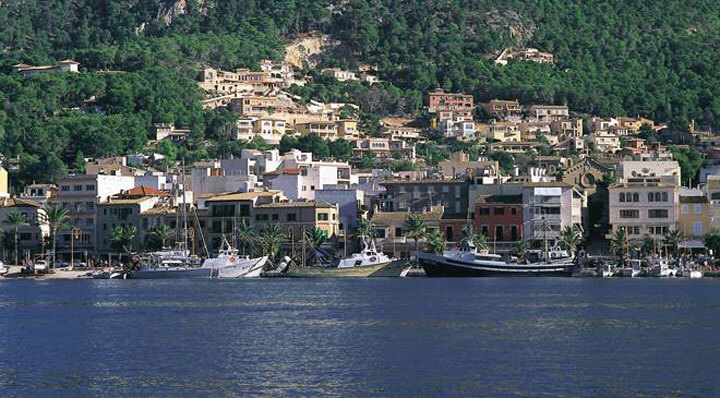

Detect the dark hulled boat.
xmin=418 ymin=249 xmax=575 ymax=277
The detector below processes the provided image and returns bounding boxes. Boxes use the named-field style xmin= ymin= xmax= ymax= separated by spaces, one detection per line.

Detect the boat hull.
xmin=418 ymin=253 xmax=574 ymax=277
xmin=214 ymin=257 xmax=268 ymax=278
xmin=285 ymin=261 xmax=399 ymax=278
xmin=131 ymin=267 xmax=213 ymax=279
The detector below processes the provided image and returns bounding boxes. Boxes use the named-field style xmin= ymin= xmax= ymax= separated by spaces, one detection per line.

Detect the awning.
xmin=678 ymin=240 xmax=706 ymax=249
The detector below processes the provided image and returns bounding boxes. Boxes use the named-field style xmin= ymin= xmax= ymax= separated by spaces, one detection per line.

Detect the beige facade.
xmin=608 ymin=182 xmax=679 ymax=239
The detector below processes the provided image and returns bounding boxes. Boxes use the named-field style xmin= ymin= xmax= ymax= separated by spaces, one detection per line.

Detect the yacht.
xmin=418 ymin=245 xmax=575 ymax=277
xmin=131 ymin=248 xmax=209 ymax=279
xmin=201 ymin=238 xmax=268 ymax=278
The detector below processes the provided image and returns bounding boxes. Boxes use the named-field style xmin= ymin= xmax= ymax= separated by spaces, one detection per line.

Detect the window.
xmin=633 ymin=193 xmax=639 ymax=202
xmin=494 ymin=207 xmax=505 ymax=215
xmin=445 ymin=226 xmax=453 ymax=241
xmin=682 ymin=205 xmax=689 ymax=214
xmin=648 ymin=193 xmax=654 ymax=202
xmin=619 ymin=210 xmax=639 ymax=218
xmin=694 ymin=204 xmax=701 ymax=214
xmin=287 ymin=214 xmax=297 ymax=222
xmin=86 ymin=202 xmax=94 ymax=210
xmin=74 ymin=185 xmax=83 ymax=191
xmin=481 ymin=225 xmax=489 ymax=235
xmin=694 ymin=221 xmax=703 ymax=236
xmin=86 ymin=184 xmax=95 ymax=191
xmin=619 ymin=193 xmax=625 ymax=202
xmin=272 ymin=214 xmax=279 ymax=221
xmin=19 ymin=233 xmax=32 ymax=241
xmin=648 ymin=209 xmax=668 ymax=218
xmin=240 ymin=204 xmax=250 ymax=217
xmin=479 ymin=207 xmax=490 ymax=216
xmin=318 ymin=213 xmax=329 ymax=221
xmin=662 ymin=192 xmax=668 ymax=202
xmin=61 ymin=185 xmax=70 ymax=192
xmin=442 ymin=186 xmax=450 ymax=193
xmin=395 ymin=227 xmax=403 ymax=237
xmin=511 ymin=207 xmax=517 ymax=215
xmin=310 ymin=185 xmax=315 ymax=191
xmin=495 ymin=226 xmax=503 ymax=242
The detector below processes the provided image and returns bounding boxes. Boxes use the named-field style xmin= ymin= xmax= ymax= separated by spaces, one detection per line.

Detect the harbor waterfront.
xmin=1 ymin=278 xmax=719 ymax=396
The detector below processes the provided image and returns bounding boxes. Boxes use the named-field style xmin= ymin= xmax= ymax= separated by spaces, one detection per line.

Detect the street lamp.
xmin=288 ymin=227 xmax=295 ymax=260
xmin=71 ymin=227 xmax=81 ymax=269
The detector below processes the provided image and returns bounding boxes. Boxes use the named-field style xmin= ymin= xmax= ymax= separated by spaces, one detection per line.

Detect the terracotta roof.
xmin=123 ymin=185 xmax=170 ymax=196
xmin=206 ymin=191 xmax=278 ymax=202
xmin=102 ymin=197 xmax=156 ymax=205
xmin=264 ymin=167 xmax=301 ymax=176
xmin=141 ymin=206 xmax=176 ymax=215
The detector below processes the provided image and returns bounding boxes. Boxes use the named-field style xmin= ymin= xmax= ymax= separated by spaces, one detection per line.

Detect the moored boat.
xmin=285 ymin=239 xmax=398 ymax=277
xmin=200 ymin=238 xmax=268 ymax=278
xmin=418 ymin=247 xmax=575 ymax=277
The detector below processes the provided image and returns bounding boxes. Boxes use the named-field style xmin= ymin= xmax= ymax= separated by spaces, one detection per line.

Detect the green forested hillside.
xmin=2 ymin=0 xmax=720 ymax=183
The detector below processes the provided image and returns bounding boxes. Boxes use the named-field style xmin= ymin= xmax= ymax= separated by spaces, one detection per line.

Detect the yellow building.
xmin=679 ymin=194 xmax=710 ymax=238
xmin=337 ymin=120 xmax=360 ymax=141
xmin=0 ymin=167 xmax=8 ymax=196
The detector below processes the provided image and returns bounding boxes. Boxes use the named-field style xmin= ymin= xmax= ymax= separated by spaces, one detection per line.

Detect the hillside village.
xmin=1 ymin=50 xmax=719 ymax=265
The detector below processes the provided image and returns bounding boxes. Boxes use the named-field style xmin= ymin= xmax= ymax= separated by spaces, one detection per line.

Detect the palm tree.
xmin=640 ymin=234 xmax=658 ymax=256
xmin=426 ymin=230 xmax=446 ymax=254
xmin=355 ymin=218 xmax=375 ymax=242
xmin=4 ymin=212 xmax=28 ymax=265
xmin=110 ymin=225 xmax=138 ymax=262
xmin=703 ymin=228 xmax=720 ymax=257
xmin=148 ymin=224 xmax=175 ymax=249
xmin=473 ymin=232 xmax=489 ymax=251
xmin=403 ymin=214 xmax=427 ymax=260
xmin=304 ymin=227 xmax=328 ymax=265
xmin=258 ymin=222 xmax=286 ymax=261
xmin=512 ymin=240 xmax=528 ymax=261
xmin=609 ymin=228 xmax=637 ymax=259
xmin=235 ymin=219 xmax=254 ymax=256
xmin=39 ymin=204 xmax=70 ymax=268
xmin=663 ymin=229 xmax=684 ymax=256
xmin=560 ymin=225 xmax=583 ymax=256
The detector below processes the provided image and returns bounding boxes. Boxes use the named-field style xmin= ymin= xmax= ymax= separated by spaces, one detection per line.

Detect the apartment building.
xmin=295 ymin=121 xmax=339 ymax=140
xmin=481 ymin=99 xmax=522 ymax=120
xmin=96 ymin=192 xmax=166 ymax=255
xmin=0 ymin=198 xmax=49 ymax=260
xmin=19 ymin=183 xmax=57 ymax=206
xmin=254 ymin=201 xmax=339 ymax=240
xmin=608 ymin=181 xmax=679 ymax=239
xmin=522 ymin=182 xmax=580 ymax=242
xmin=427 ymin=89 xmax=474 ymax=112
xmin=55 ymin=175 xmax=136 ymax=255
xmin=264 ymin=155 xmax=354 ymax=201
xmin=489 ymin=121 xmax=522 ymax=142
xmin=321 ymin=68 xmax=359 ymax=82
xmin=678 ymin=189 xmax=710 ymax=238
xmin=529 ymin=105 xmax=569 ymax=121
xmin=474 ymin=194 xmax=524 ymax=243
xmin=352 ymin=138 xmax=416 ymax=159
xmin=380 ymin=179 xmax=471 ymax=219
xmin=234 ymin=117 xmax=287 ymax=144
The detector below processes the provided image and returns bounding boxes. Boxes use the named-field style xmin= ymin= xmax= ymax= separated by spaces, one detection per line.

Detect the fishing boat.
xmin=418 ymin=246 xmax=575 ymax=277
xmin=201 ymin=238 xmax=268 ymax=278
xmin=285 ymin=239 xmax=398 ymax=277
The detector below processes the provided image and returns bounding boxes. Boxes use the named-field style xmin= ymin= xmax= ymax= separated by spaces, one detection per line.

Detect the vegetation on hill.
xmin=2 ymin=0 xmax=720 ymax=185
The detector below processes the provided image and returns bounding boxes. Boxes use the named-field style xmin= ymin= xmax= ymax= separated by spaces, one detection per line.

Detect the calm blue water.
xmin=1 ymin=278 xmax=719 ymax=397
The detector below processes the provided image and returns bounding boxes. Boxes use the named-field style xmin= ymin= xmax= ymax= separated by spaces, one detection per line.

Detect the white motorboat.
xmin=201 ymin=238 xmax=268 ymax=278
xmin=621 ymin=259 xmax=644 ymax=277
xmin=600 ymin=263 xmax=615 ymax=278
xmin=0 ymin=263 xmax=8 ymax=276
xmin=337 ymin=239 xmax=394 ymax=269
xmin=649 ymin=259 xmax=677 ymax=277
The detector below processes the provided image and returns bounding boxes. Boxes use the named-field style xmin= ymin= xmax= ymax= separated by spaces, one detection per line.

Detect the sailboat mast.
xmin=181 ymin=158 xmax=188 ymax=255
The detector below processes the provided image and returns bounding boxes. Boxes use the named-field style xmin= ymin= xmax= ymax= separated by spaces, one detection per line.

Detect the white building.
xmin=522 ymin=182 xmax=581 ymax=242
